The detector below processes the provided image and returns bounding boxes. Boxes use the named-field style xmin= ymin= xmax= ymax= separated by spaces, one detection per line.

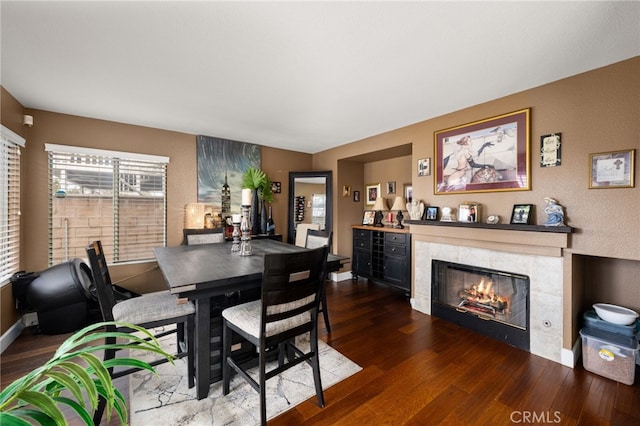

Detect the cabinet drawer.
xmin=353 ymin=238 xmax=371 ymax=250
xmin=354 ymin=229 xmax=370 ymax=240
xmin=384 ymin=243 xmax=407 ymax=257
xmin=385 ymin=232 xmax=407 ymax=245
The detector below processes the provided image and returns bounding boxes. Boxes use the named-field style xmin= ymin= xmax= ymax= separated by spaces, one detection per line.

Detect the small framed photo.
xmin=424 ymin=206 xmax=439 ymax=221
xmin=458 ymin=202 xmax=480 ymax=223
xmin=418 ymin=158 xmax=431 ymax=176
xmin=271 ymin=181 xmax=282 ymax=193
xmin=510 ymin=204 xmax=533 ymax=225
xmin=403 ymin=184 xmax=413 ymax=203
xmin=362 ymin=210 xmax=376 ymax=225
xmin=589 ymin=149 xmax=635 ymax=189
xmin=365 ymin=183 xmax=381 ymax=205
xmin=540 ymin=133 xmax=561 ymax=167
xmin=342 ymin=185 xmax=351 ymax=197
xmin=353 ymin=190 xmax=360 ymax=202
xmin=386 ymin=181 xmax=396 ymax=194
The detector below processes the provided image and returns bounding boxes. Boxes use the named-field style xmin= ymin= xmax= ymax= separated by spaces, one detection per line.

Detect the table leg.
xmin=194 ymin=297 xmax=211 ymax=400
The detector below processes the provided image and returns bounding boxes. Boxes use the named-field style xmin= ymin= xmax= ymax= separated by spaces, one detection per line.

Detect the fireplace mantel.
xmin=407 ymin=220 xmax=571 ymax=257
xmin=409 ymin=221 xmax=574 ymax=366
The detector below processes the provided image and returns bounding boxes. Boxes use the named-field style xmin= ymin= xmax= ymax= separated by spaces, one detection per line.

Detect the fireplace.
xmin=431 ymin=260 xmax=530 ymax=351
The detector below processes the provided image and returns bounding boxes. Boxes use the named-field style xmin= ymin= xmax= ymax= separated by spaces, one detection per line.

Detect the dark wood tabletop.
xmin=154 ymin=238 xmax=348 ymax=294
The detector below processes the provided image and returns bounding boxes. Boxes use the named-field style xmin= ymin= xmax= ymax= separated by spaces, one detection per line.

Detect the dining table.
xmin=153 ymin=238 xmax=349 ymax=400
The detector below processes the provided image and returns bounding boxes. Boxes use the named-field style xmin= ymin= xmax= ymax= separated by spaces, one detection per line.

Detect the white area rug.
xmin=129 ymin=333 xmax=361 ymax=425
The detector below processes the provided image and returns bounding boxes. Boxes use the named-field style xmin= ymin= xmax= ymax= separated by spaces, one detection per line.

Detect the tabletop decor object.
xmin=390 ymin=196 xmax=406 ymax=229
xmin=231 ymin=214 xmax=241 ymax=252
xmin=240 ymin=205 xmax=252 ymax=256
xmin=543 ymin=197 xmax=565 ymax=226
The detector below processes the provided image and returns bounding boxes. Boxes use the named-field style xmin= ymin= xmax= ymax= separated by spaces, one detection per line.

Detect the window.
xmin=45 ymin=144 xmax=169 ymax=265
xmin=0 ymin=126 xmax=25 ymax=285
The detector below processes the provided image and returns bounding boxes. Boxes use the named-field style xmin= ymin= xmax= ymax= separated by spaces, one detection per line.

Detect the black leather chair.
xmin=221 ymin=245 xmax=329 ymax=425
xmin=86 ymin=240 xmax=195 ymax=424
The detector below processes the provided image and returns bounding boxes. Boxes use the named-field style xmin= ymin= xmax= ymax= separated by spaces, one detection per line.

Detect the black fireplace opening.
xmin=431 ymin=260 xmax=530 ymax=352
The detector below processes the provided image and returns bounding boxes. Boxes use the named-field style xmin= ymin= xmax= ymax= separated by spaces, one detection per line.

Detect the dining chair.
xmin=305 ymin=229 xmax=333 ymax=333
xmin=221 ymin=245 xmax=329 ymax=426
xmin=294 ymin=223 xmax=320 ymax=247
xmin=183 ymin=227 xmax=225 ymax=245
xmin=85 ymin=240 xmax=196 ymax=424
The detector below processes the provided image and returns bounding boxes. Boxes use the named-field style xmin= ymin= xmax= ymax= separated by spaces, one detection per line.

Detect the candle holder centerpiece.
xmin=239 ymin=188 xmax=253 ymax=256
xmin=231 ymin=213 xmax=241 ymax=252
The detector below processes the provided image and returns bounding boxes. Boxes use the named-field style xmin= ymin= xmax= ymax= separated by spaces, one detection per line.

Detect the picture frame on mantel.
xmin=510 ymin=204 xmax=533 ymax=225
xmin=434 ymin=108 xmax=531 ymax=195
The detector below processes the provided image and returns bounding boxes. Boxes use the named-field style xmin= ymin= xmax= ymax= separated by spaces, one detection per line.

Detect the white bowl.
xmin=593 ymin=303 xmax=639 ymax=325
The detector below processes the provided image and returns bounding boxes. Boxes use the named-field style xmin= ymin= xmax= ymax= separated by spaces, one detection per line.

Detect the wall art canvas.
xmin=197 ymin=135 xmax=261 ymax=212
xmin=435 ymin=109 xmax=530 ymax=194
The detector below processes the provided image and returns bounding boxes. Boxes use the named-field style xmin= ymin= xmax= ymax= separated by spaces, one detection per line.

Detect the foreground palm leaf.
xmin=0 ymin=321 xmax=173 ymax=425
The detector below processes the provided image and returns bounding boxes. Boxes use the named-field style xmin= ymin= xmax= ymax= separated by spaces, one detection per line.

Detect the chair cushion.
xmin=222 ymin=297 xmax=313 ymax=339
xmin=112 ymin=290 xmax=195 ymax=325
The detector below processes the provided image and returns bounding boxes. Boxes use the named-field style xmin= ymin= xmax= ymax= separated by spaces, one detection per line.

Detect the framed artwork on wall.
xmin=365 ymin=183 xmax=381 ymax=205
xmin=418 ymin=158 xmax=431 ymax=176
xmin=589 ymin=149 xmax=635 ymax=189
xmin=434 ymin=108 xmax=531 ymax=195
xmin=540 ymin=133 xmax=561 ymax=167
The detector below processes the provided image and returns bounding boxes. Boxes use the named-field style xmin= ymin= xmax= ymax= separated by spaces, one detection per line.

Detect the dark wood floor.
xmin=2 ymin=279 xmax=639 ymax=425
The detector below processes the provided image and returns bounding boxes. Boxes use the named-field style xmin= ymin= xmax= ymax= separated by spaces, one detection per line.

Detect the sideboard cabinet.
xmin=352 ymin=226 xmax=411 ymax=294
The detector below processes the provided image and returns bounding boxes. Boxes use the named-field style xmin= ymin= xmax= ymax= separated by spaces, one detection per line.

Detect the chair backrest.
xmin=183 ymin=228 xmax=225 ymax=245
xmin=86 ymin=241 xmax=117 ymax=322
xmin=260 ymin=245 xmax=328 ymax=346
xmin=305 ymin=229 xmax=332 ymax=252
xmin=294 ymin=223 xmax=320 ymax=247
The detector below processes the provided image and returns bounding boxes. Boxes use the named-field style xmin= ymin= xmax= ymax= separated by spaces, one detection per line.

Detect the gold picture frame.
xmin=589 ymin=149 xmax=635 ymax=189
xmin=434 ymin=108 xmax=531 ymax=194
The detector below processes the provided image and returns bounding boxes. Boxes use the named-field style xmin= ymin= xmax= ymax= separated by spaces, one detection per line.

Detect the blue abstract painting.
xmin=196 ymin=135 xmax=261 ymax=213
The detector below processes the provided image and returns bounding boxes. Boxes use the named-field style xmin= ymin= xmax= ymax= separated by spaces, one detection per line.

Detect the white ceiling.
xmin=2 ymin=1 xmax=639 ymax=154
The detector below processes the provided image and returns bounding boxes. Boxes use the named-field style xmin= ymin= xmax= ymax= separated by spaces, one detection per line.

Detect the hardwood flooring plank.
xmin=3 ymin=278 xmax=638 ymax=425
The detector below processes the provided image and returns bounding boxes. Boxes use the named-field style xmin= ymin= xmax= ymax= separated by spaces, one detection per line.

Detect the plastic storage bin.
xmin=580 ymin=327 xmax=639 ymax=385
xmin=583 ymin=310 xmax=639 ymax=337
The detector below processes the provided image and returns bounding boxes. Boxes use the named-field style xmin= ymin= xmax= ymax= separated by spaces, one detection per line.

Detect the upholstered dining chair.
xmin=294 ymin=223 xmax=320 ymax=247
xmin=305 ymin=229 xmax=333 ymax=333
xmin=221 ymin=245 xmax=329 ymax=426
xmin=86 ymin=240 xmax=195 ymax=424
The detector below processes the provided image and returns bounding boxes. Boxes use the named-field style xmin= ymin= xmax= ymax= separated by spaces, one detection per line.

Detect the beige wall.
xmin=2 ymin=57 xmax=639 ymax=336
xmin=0 ymin=98 xmax=311 ymax=334
xmin=315 ymin=57 xmax=640 ymax=264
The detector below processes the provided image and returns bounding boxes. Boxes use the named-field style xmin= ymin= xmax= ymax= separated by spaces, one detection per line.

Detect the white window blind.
xmin=0 ymin=126 xmax=25 ymax=284
xmin=45 ymin=144 xmax=168 ymax=265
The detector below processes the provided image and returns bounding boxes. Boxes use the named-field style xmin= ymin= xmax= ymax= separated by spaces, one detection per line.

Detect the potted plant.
xmin=0 ymin=321 xmax=173 ymax=425
xmin=241 ymin=167 xmax=274 ymax=234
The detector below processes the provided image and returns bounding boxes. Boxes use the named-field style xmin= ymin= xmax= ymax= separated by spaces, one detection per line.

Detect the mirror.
xmin=287 ymin=171 xmax=333 ymax=246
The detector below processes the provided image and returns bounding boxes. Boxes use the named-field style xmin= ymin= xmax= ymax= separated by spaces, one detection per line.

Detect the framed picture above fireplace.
xmin=510 ymin=204 xmax=533 ymax=224
xmin=434 ymin=108 xmax=531 ymax=195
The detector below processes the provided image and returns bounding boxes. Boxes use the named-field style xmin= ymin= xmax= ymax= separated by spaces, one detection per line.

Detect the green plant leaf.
xmin=51 ymin=396 xmax=93 ymax=425
xmin=241 ymin=166 xmax=266 ymax=189
xmin=1 ymin=409 xmax=56 ymax=425
xmin=16 ymin=390 xmax=65 ymax=425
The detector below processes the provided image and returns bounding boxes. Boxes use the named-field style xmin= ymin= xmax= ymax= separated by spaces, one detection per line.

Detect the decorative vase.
xmin=260 ymin=200 xmax=268 ymax=234
xmin=250 ymin=189 xmax=260 ymax=235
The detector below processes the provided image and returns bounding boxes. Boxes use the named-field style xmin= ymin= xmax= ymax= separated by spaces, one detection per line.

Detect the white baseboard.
xmin=560 ymin=337 xmax=581 ymax=367
xmin=0 ymin=319 xmax=24 ymax=354
xmin=330 ymin=270 xmax=353 ymax=282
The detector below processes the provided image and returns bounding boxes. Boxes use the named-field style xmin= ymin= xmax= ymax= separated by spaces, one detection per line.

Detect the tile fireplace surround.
xmin=408 ymin=222 xmax=575 ymax=367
